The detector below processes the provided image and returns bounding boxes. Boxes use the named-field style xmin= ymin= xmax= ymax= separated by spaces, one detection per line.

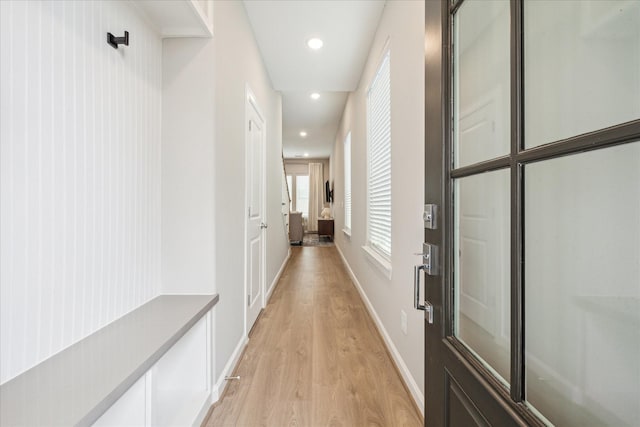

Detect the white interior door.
xmin=453 ymin=103 xmax=511 ymax=383
xmin=456 ymin=103 xmax=509 ymax=339
xmin=245 ymin=91 xmax=265 ymax=334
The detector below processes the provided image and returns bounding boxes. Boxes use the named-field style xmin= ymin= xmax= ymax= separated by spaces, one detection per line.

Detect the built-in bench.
xmin=0 ymin=294 xmax=219 ymax=426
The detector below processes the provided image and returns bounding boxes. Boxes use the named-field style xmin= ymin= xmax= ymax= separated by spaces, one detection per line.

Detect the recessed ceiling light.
xmin=300 ymin=131 xmax=307 ymax=137
xmin=304 ymin=153 xmax=310 ymax=157
xmin=307 ymin=38 xmax=323 ymax=50
xmin=310 ymin=92 xmax=320 ymax=100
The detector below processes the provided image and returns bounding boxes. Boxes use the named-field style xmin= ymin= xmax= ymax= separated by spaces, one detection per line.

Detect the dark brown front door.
xmin=422 ymin=0 xmax=640 ymax=426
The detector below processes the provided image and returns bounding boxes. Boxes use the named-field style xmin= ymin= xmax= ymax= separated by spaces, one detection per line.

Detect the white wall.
xmin=331 ymin=0 xmax=426 ymax=409
xmin=284 ymin=158 xmax=330 ymax=180
xmin=161 ymin=38 xmax=216 ymax=295
xmin=0 ymin=0 xmax=286 ymax=398
xmin=212 ymin=0 xmax=287 ymax=382
xmin=0 ymin=0 xmax=162 ymax=384
xmin=265 ymin=101 xmax=290 ymax=296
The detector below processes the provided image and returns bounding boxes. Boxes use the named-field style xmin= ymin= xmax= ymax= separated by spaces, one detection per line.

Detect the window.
xmin=295 ymin=175 xmax=309 ymax=217
xmin=366 ymin=49 xmax=391 ymax=262
xmin=343 ymin=132 xmax=352 ymax=233
xmin=287 ymin=173 xmax=310 ymax=217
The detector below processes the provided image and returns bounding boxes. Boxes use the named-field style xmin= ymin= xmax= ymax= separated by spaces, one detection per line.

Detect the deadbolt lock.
xmin=423 ymin=204 xmax=438 ymax=230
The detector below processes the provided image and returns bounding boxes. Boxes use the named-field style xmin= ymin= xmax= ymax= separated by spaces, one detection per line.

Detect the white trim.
xmin=342 ymin=228 xmax=351 ymax=238
xmin=191 ymin=311 xmax=214 ymax=426
xmin=266 ymin=249 xmax=291 ymax=303
xmin=335 ymin=245 xmax=424 ymax=415
xmin=206 ymin=311 xmax=213 ymax=392
xmin=209 ymin=250 xmax=289 ymax=414
xmin=366 ymin=37 xmax=392 ymax=94
xmin=144 ymin=371 xmax=153 ymax=424
xmin=361 ymin=245 xmax=392 ymax=280
xmin=191 ymin=391 xmax=214 ymax=427
xmin=212 ymin=335 xmax=249 ymax=403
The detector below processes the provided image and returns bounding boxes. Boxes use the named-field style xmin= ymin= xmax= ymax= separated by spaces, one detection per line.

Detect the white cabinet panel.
xmin=152 ymin=315 xmax=210 ymax=426
xmin=93 ymin=375 xmax=148 ymax=427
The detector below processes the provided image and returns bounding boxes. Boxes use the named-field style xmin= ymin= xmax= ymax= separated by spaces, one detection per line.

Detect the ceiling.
xmin=243 ymin=0 xmax=386 ymax=159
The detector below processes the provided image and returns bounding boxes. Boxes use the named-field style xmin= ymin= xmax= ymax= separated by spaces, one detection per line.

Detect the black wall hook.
xmin=107 ymin=31 xmax=129 ymax=49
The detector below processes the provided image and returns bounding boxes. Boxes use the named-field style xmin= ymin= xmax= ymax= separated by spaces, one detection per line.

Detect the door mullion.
xmin=510 ymin=0 xmax=525 ymax=403
xmin=510 ymin=164 xmax=524 ymax=402
xmin=449 ymin=0 xmax=465 ymax=15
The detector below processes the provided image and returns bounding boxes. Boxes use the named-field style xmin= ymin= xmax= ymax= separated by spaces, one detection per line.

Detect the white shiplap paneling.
xmin=0 ymin=0 xmax=162 ymax=384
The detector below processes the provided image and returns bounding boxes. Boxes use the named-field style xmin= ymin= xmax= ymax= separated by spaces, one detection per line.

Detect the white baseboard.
xmin=335 ymin=244 xmax=425 ymax=415
xmin=209 ymin=249 xmax=289 ymax=410
xmin=212 ymin=335 xmax=248 ymax=404
xmin=266 ymin=249 xmax=290 ymax=303
xmin=191 ymin=392 xmax=213 ymax=427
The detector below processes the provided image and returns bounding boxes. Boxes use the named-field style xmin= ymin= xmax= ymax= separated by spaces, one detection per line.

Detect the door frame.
xmin=244 ymin=84 xmax=267 ymax=337
xmin=424 ymin=0 xmax=640 ymax=425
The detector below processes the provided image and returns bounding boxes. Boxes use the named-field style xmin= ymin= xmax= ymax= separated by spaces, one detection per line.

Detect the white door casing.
xmin=245 ymin=86 xmax=266 ymax=336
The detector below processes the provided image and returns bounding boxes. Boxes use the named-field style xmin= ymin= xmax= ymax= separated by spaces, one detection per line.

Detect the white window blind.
xmin=366 ymin=50 xmax=391 ymax=260
xmin=344 ymin=132 xmax=352 ymax=232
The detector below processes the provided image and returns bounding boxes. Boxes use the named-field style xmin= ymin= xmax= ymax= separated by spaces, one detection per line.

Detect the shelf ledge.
xmin=131 ymin=0 xmax=213 ymax=38
xmin=0 ymin=294 xmax=219 ymax=427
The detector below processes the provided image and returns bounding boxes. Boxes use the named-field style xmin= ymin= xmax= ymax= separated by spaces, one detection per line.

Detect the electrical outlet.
xmin=401 ymin=310 xmax=408 ymax=335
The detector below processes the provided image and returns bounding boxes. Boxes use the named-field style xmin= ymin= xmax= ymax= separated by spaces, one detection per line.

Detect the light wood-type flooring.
xmin=204 ymin=246 xmax=423 ymax=427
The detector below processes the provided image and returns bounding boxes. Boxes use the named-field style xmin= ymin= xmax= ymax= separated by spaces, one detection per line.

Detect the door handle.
xmin=414 ymin=264 xmax=434 ymax=324
xmin=260 ymin=222 xmax=268 ymax=229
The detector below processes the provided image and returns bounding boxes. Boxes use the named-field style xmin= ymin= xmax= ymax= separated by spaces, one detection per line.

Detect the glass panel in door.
xmin=524 ymin=0 xmax=640 ymax=148
xmin=453 ymin=0 xmax=510 ymax=168
xmin=525 ymin=141 xmax=640 ymax=426
xmin=454 ymin=169 xmax=511 ymax=386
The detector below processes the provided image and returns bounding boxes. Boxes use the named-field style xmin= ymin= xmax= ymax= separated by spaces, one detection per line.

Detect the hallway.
xmin=204 ymin=246 xmax=423 ymax=426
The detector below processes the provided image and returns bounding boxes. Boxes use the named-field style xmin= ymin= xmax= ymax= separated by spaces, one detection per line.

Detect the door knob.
xmin=260 ymin=222 xmax=268 ymax=229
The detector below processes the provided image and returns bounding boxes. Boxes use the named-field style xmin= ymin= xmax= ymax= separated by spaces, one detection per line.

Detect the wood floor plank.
xmin=204 ymin=246 xmax=423 ymax=427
